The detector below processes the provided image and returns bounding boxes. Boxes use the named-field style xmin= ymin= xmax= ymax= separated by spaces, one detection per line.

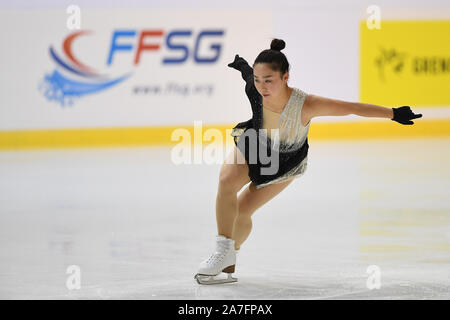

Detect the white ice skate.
xmin=194 ymin=235 xmax=238 ymax=285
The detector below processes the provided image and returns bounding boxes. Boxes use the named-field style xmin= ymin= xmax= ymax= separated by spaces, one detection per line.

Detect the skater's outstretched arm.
xmin=227 ymin=54 xmax=254 ymax=84
xmin=227 ymin=54 xmax=260 ymax=101
xmin=304 ymin=94 xmax=423 ymax=125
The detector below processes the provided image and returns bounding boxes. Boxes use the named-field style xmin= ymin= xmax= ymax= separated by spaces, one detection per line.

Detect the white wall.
xmin=1 ymin=0 xmax=449 ymax=131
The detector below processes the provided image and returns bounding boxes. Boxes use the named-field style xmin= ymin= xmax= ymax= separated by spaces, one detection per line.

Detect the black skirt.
xmin=231 ymin=119 xmax=309 ymax=189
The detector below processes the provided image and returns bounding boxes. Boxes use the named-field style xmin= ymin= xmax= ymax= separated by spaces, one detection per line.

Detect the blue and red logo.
xmin=40 ymin=29 xmax=225 ymax=106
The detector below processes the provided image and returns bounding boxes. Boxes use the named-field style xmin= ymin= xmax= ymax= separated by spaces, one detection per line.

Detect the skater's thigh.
xmin=219 ymin=146 xmax=251 ymax=191
xmin=237 ymin=177 xmax=295 ymax=217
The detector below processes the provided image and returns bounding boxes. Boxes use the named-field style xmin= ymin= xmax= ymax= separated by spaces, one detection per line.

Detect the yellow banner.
xmin=360 ymin=20 xmax=450 ymax=107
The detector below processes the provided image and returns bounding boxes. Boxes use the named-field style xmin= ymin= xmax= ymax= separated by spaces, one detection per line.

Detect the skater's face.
xmin=253 ymin=63 xmax=289 ymax=99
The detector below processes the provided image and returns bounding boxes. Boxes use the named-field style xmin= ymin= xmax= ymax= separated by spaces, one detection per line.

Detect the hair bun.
xmin=270 ymin=38 xmax=286 ymax=52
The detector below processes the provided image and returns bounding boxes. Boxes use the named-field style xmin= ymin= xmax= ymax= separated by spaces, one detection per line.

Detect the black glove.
xmin=227 ymin=54 xmax=254 ymax=83
xmin=227 ymin=54 xmax=249 ymax=70
xmin=391 ymin=106 xmax=422 ymax=125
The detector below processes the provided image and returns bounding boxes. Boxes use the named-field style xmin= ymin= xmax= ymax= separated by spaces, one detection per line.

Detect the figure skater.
xmin=194 ymin=38 xmax=422 ymax=284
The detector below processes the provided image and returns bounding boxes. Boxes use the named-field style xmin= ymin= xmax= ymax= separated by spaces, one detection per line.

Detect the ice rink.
xmin=0 ymin=138 xmax=449 ymax=299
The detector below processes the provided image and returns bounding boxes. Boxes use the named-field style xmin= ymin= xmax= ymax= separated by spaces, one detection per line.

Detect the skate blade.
xmin=194 ymin=273 xmax=238 ymax=285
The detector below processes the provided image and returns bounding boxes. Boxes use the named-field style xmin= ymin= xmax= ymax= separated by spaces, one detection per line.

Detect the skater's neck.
xmin=262 ymin=86 xmax=293 ymax=114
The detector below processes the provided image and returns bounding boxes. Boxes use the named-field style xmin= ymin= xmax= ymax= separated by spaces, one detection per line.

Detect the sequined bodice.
xmin=260 ymin=87 xmax=310 ymax=153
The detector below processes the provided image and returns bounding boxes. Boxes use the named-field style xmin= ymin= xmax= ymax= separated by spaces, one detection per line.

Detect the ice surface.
xmin=0 ymin=138 xmax=449 ymax=299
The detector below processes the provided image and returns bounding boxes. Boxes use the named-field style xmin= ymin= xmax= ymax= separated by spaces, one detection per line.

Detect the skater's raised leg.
xmin=216 ymin=146 xmax=251 ymax=238
xmin=232 ymin=177 xmax=294 ymax=250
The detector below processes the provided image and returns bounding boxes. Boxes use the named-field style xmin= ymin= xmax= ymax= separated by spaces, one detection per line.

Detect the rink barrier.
xmin=0 ymin=119 xmax=449 ymax=150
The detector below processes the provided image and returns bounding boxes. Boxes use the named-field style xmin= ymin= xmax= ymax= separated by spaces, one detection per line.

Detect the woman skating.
xmin=195 ymin=38 xmax=422 ymax=284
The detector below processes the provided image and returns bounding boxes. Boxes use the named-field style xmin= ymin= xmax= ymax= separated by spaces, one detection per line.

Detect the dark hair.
xmin=253 ymin=38 xmax=290 ymax=79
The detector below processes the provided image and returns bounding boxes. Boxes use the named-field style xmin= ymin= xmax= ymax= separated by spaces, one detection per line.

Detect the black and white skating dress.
xmin=229 ymin=58 xmax=311 ymax=189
